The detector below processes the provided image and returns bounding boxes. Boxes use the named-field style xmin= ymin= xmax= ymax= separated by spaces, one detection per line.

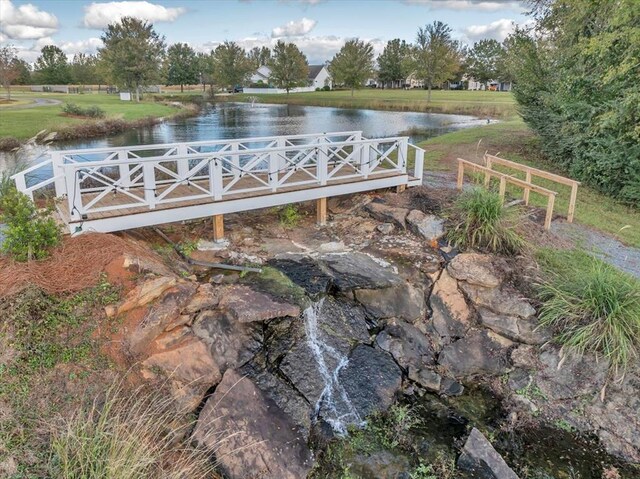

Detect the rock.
xmin=510 ymin=345 xmax=538 ymax=369
xmin=328 ymin=194 xmax=372 ymax=214
xmin=319 ymin=241 xmax=346 ymax=252
xmin=122 ymin=252 xmax=174 ymax=277
xmin=536 ymin=348 xmax=608 ymax=400
xmin=182 ymin=283 xmax=219 ymax=314
xmin=127 ymin=282 xmax=197 ymax=356
xmin=478 ymin=308 xmax=549 ymax=345
xmin=218 ymin=285 xmax=300 ymax=322
xmin=193 ymin=370 xmax=312 ymax=479
xmin=406 ymin=209 xmax=445 ymax=241
xmin=339 ymin=345 xmax=403 ymax=418
xmin=377 ymin=223 xmax=395 ymax=234
xmin=197 ymin=239 xmax=229 ymax=250
xmin=457 ymin=428 xmax=519 ymax=479
xmin=376 ymin=319 xmax=436 ymax=369
xmin=141 ymin=336 xmax=220 ymax=412
xmin=408 ymin=368 xmax=441 ymax=392
xmin=269 ymin=254 xmax=334 ymax=295
xmin=460 ymin=283 xmax=535 ymax=318
xmin=192 ymin=309 xmax=262 ymax=373
xmin=355 ymin=284 xmax=425 ymax=322
xmin=438 ymin=329 xmax=512 ymax=377
xmin=320 ymin=252 xmax=399 ymax=291
xmin=365 ymin=202 xmax=410 ymax=229
xmin=447 ymin=253 xmax=501 ymax=288
xmin=429 ymin=270 xmax=472 ymax=340
xmin=350 ymin=450 xmax=411 ymax=479
xmin=440 ymin=377 xmax=465 ymax=396
xmin=107 ymin=276 xmax=178 ymax=317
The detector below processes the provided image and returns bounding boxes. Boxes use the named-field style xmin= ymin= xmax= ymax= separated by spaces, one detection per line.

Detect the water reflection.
xmin=0 ymin=102 xmax=485 ymax=172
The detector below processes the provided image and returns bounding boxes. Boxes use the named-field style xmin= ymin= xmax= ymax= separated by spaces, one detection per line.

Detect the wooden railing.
xmin=484 ymin=154 xmax=580 ymax=223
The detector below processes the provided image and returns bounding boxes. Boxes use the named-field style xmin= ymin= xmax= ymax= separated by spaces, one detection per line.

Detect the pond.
xmin=0 ymin=102 xmax=486 ymax=172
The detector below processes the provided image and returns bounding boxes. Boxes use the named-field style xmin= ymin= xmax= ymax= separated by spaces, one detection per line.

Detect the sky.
xmin=0 ymin=0 xmax=531 ymax=64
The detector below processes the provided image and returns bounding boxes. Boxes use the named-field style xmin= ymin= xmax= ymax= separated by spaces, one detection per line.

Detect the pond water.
xmin=0 ymin=102 xmax=486 ymax=172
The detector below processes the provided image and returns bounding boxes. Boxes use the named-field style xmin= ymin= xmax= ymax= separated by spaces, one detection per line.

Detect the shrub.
xmin=48 ymin=382 xmax=216 ymax=479
xmin=446 ymin=187 xmax=523 ymax=255
xmin=536 ymin=248 xmax=640 ymax=372
xmin=322 ymin=85 xmax=331 ymax=91
xmin=61 ymin=103 xmax=105 ymax=118
xmin=278 ymin=203 xmax=302 ymax=228
xmin=0 ymin=187 xmax=61 ymax=261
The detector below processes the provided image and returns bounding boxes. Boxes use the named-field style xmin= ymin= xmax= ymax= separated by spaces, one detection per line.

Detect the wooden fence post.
xmin=523 ymin=170 xmax=532 ymax=205
xmin=544 ymin=194 xmax=556 ymax=230
xmin=498 ymin=176 xmax=506 ymax=203
xmin=457 ymin=160 xmax=464 ymax=189
xmin=568 ymin=183 xmax=578 ymax=223
xmin=484 ymin=155 xmax=492 ymax=186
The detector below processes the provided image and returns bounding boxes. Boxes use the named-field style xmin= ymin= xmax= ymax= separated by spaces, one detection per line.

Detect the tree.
xmin=70 ymin=53 xmax=98 ymax=90
xmin=211 ymin=42 xmax=252 ymax=93
xmin=196 ymin=52 xmax=215 ymax=93
xmin=377 ymin=39 xmax=411 ymax=88
xmin=508 ymin=0 xmax=640 ymax=204
xmin=329 ymin=39 xmax=375 ymax=97
xmin=165 ymin=43 xmax=199 ymax=92
xmin=467 ymin=39 xmax=505 ymax=84
xmin=0 ymin=46 xmax=21 ymax=99
xmin=268 ymin=40 xmax=308 ymax=95
xmin=13 ymin=58 xmax=31 ymax=85
xmin=99 ymin=16 xmax=166 ymax=102
xmin=248 ymin=46 xmax=271 ymax=68
xmin=412 ymin=21 xmax=461 ymax=101
xmin=34 ymin=45 xmax=71 ymax=85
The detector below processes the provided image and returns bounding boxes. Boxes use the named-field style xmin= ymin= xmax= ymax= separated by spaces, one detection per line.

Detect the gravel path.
xmin=1 ymin=97 xmax=62 ymax=110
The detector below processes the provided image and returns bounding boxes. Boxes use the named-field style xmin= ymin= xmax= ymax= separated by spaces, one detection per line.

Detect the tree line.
xmin=1 ymin=16 xmax=515 ymax=101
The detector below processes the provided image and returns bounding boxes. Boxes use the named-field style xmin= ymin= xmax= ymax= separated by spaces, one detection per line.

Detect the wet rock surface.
xmin=458 ymin=428 xmax=519 ymax=479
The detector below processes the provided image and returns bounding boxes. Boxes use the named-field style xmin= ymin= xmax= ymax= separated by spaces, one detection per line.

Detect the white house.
xmin=250 ymin=65 xmax=272 ymax=85
xmin=308 ymin=64 xmax=332 ymax=89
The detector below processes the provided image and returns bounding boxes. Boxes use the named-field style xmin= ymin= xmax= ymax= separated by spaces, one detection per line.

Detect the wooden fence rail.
xmin=457 ymin=158 xmax=557 ymax=230
xmin=483 ymin=154 xmax=580 ymax=223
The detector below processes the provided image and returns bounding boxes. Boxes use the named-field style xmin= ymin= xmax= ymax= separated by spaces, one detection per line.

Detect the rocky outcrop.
xmin=406 ymin=209 xmax=444 ymax=241
xmin=438 ymin=329 xmax=512 ymax=377
xmin=365 ymin=202 xmax=409 ymax=229
xmin=193 ymin=369 xmax=313 ymax=479
xmin=457 ymin=428 xmax=519 ymax=479
xmin=376 ymin=319 xmax=436 ymax=370
xmin=106 ymin=276 xmax=178 ymax=318
xmin=355 ymin=283 xmax=425 ymax=322
xmin=460 ymin=282 xmax=535 ymax=319
xmin=218 ymin=284 xmax=300 ymax=322
xmin=478 ymin=308 xmax=548 ymax=345
xmin=447 ymin=253 xmax=501 ymax=288
xmin=430 ymin=269 xmax=472 ymax=341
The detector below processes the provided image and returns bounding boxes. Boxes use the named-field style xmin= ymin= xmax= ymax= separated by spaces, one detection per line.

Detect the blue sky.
xmin=1 ymin=0 xmax=530 ymax=63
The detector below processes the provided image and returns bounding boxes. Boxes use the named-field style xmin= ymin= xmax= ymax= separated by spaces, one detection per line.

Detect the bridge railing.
xmin=62 ymin=136 xmax=420 ymax=220
xmin=11 ymin=131 xmax=365 ymax=200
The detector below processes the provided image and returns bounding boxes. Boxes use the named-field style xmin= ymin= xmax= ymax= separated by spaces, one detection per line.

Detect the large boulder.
xmin=406 ymin=209 xmax=444 ymax=241
xmin=478 ymin=308 xmax=549 ymax=345
xmin=460 ymin=283 xmax=535 ymax=319
xmin=447 ymin=253 xmax=501 ymax=288
xmin=438 ymin=329 xmax=512 ymax=377
xmin=365 ymin=202 xmax=410 ymax=229
xmin=338 ymin=345 xmax=403 ymax=419
xmin=355 ymin=283 xmax=425 ymax=322
xmin=429 ymin=269 xmax=473 ymax=340
xmin=319 ymin=252 xmax=399 ymax=291
xmin=457 ymin=428 xmax=519 ymax=479
xmin=376 ymin=319 xmax=436 ymax=369
xmin=106 ymin=276 xmax=178 ymax=317
xmin=218 ymin=285 xmax=300 ymax=322
xmin=193 ymin=369 xmax=313 ymax=479
xmin=269 ymin=254 xmax=333 ymax=295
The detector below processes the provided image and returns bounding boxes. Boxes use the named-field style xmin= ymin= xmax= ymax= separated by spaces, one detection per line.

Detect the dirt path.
xmin=0 ymin=97 xmax=62 ymax=110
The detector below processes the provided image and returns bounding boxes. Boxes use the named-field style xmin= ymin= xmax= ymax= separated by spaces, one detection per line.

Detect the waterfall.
xmin=302 ymin=299 xmax=364 ymax=435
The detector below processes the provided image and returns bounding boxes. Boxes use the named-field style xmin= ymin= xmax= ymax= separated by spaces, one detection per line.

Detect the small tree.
xmin=99 ymin=17 xmax=166 ymax=102
xmin=329 ymin=39 xmax=375 ymax=97
xmin=268 ymin=40 xmax=308 ymax=95
xmin=248 ymin=46 xmax=271 ymax=68
xmin=377 ymin=39 xmax=411 ymax=88
xmin=412 ymin=21 xmax=461 ymax=101
xmin=196 ymin=52 xmax=215 ymax=93
xmin=165 ymin=43 xmax=199 ymax=92
xmin=211 ymin=42 xmax=252 ymax=93
xmin=0 ymin=45 xmax=21 ymax=99
xmin=34 ymin=45 xmax=72 ymax=85
xmin=467 ymin=39 xmax=506 ymax=85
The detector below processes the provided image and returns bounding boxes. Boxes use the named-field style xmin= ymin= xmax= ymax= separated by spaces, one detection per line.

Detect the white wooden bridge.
xmin=12 ymin=131 xmax=425 ymax=239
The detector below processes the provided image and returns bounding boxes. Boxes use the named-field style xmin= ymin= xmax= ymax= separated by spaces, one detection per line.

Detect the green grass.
xmin=536 ymin=248 xmax=640 ymax=373
xmin=0 ymin=90 xmax=178 ymax=140
xmin=446 ymin=187 xmax=524 ymax=255
xmin=417 ymin=119 xmax=640 ymax=247
xmin=226 ymin=88 xmax=517 ymax=118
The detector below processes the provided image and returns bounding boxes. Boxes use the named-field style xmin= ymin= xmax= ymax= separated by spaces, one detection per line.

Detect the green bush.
xmin=446 ymin=187 xmax=523 ymax=255
xmin=0 ymin=187 xmax=61 ymax=261
xmin=536 ymin=248 xmax=640 ymax=372
xmin=278 ymin=203 xmax=302 ymax=228
xmin=61 ymin=103 xmax=105 ymax=118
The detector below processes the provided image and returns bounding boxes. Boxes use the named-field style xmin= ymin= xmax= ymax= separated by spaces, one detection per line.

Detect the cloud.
xmin=271 ymin=17 xmax=317 ymax=37
xmin=83 ymin=1 xmax=186 ymax=29
xmin=0 ymin=0 xmax=59 ymax=39
xmin=59 ymin=37 xmax=104 ymax=55
xmin=403 ymin=0 xmax=524 ymax=11
xmin=463 ymin=18 xmax=532 ymax=42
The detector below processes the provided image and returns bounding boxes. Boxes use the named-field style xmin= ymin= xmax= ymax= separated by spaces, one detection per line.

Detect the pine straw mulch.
xmin=0 ymin=233 xmax=158 ymax=298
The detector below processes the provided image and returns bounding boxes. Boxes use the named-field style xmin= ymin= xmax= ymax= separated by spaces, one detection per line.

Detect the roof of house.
xmin=308 ymin=64 xmax=325 ymax=80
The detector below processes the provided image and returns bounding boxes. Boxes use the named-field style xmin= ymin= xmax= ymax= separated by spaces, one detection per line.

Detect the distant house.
xmin=250 ymin=65 xmax=272 ymax=85
xmin=467 ymin=76 xmax=512 ymax=92
xmin=308 ymin=64 xmax=331 ymax=89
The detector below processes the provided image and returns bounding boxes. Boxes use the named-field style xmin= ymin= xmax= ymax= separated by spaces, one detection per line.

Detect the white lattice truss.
xmin=12 ymin=131 xmax=425 ymax=234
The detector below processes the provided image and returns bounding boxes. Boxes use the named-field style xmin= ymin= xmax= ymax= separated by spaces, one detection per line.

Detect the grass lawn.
xmin=226 ymin=88 xmax=517 ymax=119
xmin=418 ymin=119 xmax=640 ymax=247
xmin=0 ymin=90 xmax=178 ymax=140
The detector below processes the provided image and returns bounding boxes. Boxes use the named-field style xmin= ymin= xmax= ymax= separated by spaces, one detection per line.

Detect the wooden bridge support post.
xmin=213 ymin=214 xmax=224 ymax=242
xmin=317 ymin=197 xmax=327 ymax=226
